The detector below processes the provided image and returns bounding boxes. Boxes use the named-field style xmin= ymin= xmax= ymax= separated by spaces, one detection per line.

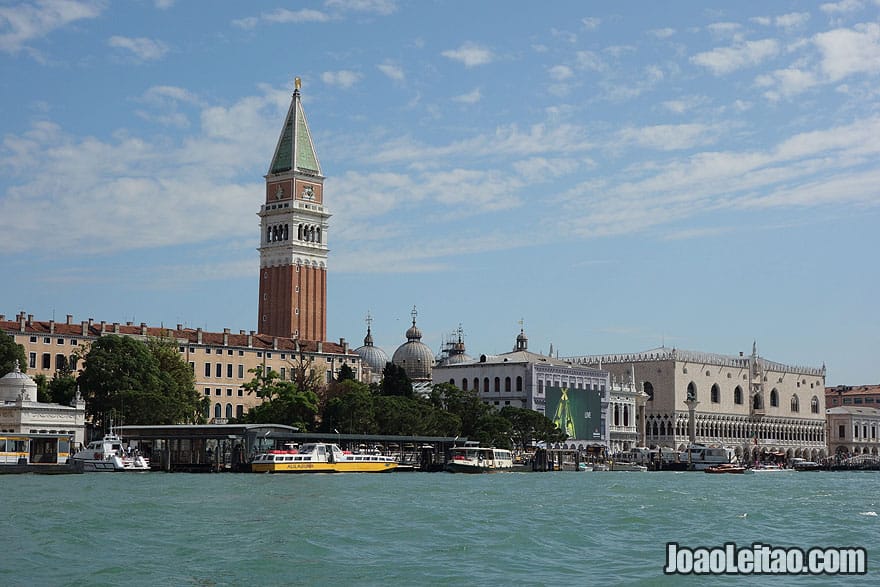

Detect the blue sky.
xmin=1 ymin=0 xmax=878 ymax=386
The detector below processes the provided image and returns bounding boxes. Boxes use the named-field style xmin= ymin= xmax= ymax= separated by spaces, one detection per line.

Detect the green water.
xmin=2 ymin=471 xmax=878 ymax=586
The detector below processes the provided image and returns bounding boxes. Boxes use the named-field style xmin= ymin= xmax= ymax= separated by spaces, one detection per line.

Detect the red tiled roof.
xmin=825 ymin=384 xmax=880 ymax=396
xmin=0 ymin=316 xmax=354 ymax=356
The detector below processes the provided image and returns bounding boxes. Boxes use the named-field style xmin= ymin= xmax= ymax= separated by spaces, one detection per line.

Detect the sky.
xmin=1 ymin=0 xmax=878 ymax=386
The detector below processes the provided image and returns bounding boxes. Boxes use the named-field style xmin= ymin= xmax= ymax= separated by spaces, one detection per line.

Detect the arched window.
xmin=214 ymin=403 xmax=222 ymax=419
xmin=483 ymin=378 xmax=490 ymax=393
xmin=448 ymin=378 xmax=455 ymax=386
xmin=461 ymin=379 xmax=468 ymax=391
xmin=753 ymin=393 xmax=763 ymax=410
xmin=811 ymin=396 xmax=820 ymax=414
xmin=623 ymin=405 xmax=629 ymax=427
xmin=473 ymin=378 xmax=479 ymax=392
xmin=791 ymin=395 xmax=800 ymax=412
xmin=770 ymin=388 xmax=779 ymax=407
xmin=643 ymin=381 xmax=654 ymax=401
xmin=686 ymin=382 xmax=697 ymax=402
xmin=516 ymin=376 xmax=523 ymax=392
xmin=613 ymin=404 xmax=620 ymax=426
xmin=494 ymin=377 xmax=501 ymax=392
xmin=734 ymin=386 xmax=743 ymax=405
xmin=226 ymin=403 xmax=233 ymax=419
xmin=711 ymin=384 xmax=720 ymax=403
xmin=505 ymin=377 xmax=511 ymax=392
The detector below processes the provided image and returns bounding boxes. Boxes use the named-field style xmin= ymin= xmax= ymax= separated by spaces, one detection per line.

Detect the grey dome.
xmin=392 ymin=312 xmax=434 ymax=381
xmin=355 ymin=326 xmax=390 ymax=373
xmin=0 ymin=360 xmax=37 ymax=402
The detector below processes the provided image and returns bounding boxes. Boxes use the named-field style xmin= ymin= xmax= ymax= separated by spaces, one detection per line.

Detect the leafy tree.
xmin=321 ymin=380 xmax=376 ymax=434
xmin=500 ymin=406 xmax=568 ymax=450
xmin=430 ymin=383 xmax=490 ymax=438
xmin=147 ymin=337 xmax=207 ymax=424
xmin=374 ymin=395 xmax=433 ymax=435
xmin=46 ymin=374 xmax=78 ymax=406
xmin=239 ymin=365 xmax=318 ymax=430
xmin=0 ymin=330 xmax=27 ymax=376
xmin=380 ymin=362 xmax=412 ymax=397
xmin=473 ymin=411 xmax=513 ymax=449
xmin=337 ymin=363 xmax=356 ymax=382
xmin=77 ymin=334 xmax=204 ymax=429
xmin=34 ymin=373 xmax=49 ymax=402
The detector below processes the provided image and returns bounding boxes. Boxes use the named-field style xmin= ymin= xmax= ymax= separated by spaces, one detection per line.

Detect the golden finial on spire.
xmin=294 ymin=76 xmax=302 ymax=91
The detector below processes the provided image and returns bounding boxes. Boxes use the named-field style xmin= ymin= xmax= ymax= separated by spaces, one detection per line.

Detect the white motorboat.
xmin=743 ymin=463 xmax=794 ymax=474
xmin=71 ymin=433 xmax=150 ymax=472
xmin=446 ymin=446 xmax=513 ymax=473
xmin=608 ymin=461 xmax=648 ymax=472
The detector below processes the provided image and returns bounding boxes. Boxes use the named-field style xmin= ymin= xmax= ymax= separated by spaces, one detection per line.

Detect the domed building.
xmin=436 ymin=325 xmax=473 ymax=367
xmin=354 ymin=314 xmax=389 ymax=383
xmin=392 ymin=307 xmax=434 ymax=383
xmin=0 ymin=360 xmax=86 ymax=455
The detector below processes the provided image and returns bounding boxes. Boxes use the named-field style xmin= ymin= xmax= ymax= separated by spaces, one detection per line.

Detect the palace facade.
xmin=565 ymin=344 xmax=827 ymax=461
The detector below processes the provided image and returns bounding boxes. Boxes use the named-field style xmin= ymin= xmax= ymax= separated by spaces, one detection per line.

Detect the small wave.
xmin=859 ymin=511 xmax=877 ymax=517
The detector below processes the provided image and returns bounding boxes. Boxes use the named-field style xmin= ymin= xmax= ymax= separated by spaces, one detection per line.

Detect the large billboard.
xmin=545 ymin=386 xmax=603 ymax=441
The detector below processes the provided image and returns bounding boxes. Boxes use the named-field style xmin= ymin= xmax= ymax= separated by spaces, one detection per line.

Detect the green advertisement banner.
xmin=545 ymin=386 xmax=602 ymax=440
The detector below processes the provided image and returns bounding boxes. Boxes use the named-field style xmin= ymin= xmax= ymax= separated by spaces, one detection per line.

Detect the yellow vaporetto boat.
xmin=250 ymin=442 xmax=398 ymax=473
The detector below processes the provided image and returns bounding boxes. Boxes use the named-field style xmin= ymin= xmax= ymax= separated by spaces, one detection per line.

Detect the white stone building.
xmin=0 ymin=361 xmax=86 ymax=447
xmin=826 ymin=406 xmax=880 ymax=458
xmin=565 ymin=343 xmax=827 ymax=461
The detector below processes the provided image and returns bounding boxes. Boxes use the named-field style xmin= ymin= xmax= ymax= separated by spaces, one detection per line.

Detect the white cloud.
xmin=581 ymin=17 xmax=601 ymax=30
xmin=814 ymin=23 xmax=880 ymax=81
xmin=649 ymin=28 xmax=676 ymax=39
xmin=691 ymin=39 xmax=779 ymax=75
xmin=661 ymin=95 xmax=708 ymax=114
xmin=107 ymin=35 xmax=169 ymax=61
xmin=232 ymin=8 xmax=330 ymax=29
xmin=548 ymin=64 xmax=573 ymax=81
xmin=325 ymin=0 xmax=397 ymax=15
xmin=775 ymin=12 xmax=810 ymax=29
xmin=321 ymin=70 xmax=363 ymax=89
xmin=377 ymin=62 xmax=404 ymax=81
xmin=452 ymin=88 xmax=481 ymax=104
xmin=0 ymin=0 xmax=104 ymax=54
xmin=616 ymin=124 xmax=722 ymax=151
xmin=441 ymin=42 xmax=493 ymax=67
xmin=575 ymin=50 xmax=604 ymax=71
xmin=755 ymin=68 xmax=818 ymax=100
xmin=820 ymin=0 xmax=864 ymax=14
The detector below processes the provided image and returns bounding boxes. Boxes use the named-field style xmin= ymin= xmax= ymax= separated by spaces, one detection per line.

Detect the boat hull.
xmin=250 ymin=461 xmax=397 ymax=473
xmin=445 ymin=462 xmax=510 ymax=473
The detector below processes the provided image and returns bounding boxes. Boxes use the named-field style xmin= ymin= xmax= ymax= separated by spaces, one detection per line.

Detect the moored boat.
xmin=744 ymin=463 xmax=794 ymax=474
xmin=705 ymin=463 xmax=746 ymax=474
xmin=607 ymin=461 xmax=648 ymax=472
xmin=790 ymin=458 xmax=822 ymax=471
xmin=250 ymin=442 xmax=398 ymax=473
xmin=445 ymin=446 xmax=513 ymax=473
xmin=71 ymin=433 xmax=150 ymax=472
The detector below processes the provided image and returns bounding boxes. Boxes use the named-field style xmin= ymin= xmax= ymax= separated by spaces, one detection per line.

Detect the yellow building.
xmin=0 ymin=312 xmax=362 ymax=422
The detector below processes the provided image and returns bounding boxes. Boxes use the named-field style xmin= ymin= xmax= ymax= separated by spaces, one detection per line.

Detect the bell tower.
xmin=257 ymin=77 xmax=330 ymax=341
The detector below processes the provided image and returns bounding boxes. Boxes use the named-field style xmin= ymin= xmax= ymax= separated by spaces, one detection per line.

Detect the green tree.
xmin=500 ymin=406 xmax=568 ymax=451
xmin=321 ymin=380 xmax=376 ymax=434
xmin=429 ymin=383 xmax=490 ymax=438
xmin=0 ymin=330 xmax=27 ymax=376
xmin=77 ymin=334 xmax=204 ymax=429
xmin=239 ymin=365 xmax=318 ymax=430
xmin=46 ymin=374 xmax=78 ymax=406
xmin=380 ymin=362 xmax=413 ymax=397
xmin=337 ymin=362 xmax=356 ymax=382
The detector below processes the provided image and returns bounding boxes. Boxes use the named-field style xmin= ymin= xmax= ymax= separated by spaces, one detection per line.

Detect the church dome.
xmin=0 ymin=360 xmax=37 ymax=402
xmin=354 ymin=325 xmax=389 ymax=374
xmin=392 ymin=308 xmax=434 ymax=381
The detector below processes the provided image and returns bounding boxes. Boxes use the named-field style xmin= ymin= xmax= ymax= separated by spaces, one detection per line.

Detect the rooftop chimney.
xmin=197 ymin=328 xmax=203 ymax=344
xmin=66 ymin=314 xmax=73 ymax=325
xmin=49 ymin=320 xmax=55 ymax=334
xmin=81 ymin=321 xmax=88 ymax=336
xmin=223 ymin=329 xmax=229 ymax=346
xmin=140 ymin=323 xmax=147 ymax=336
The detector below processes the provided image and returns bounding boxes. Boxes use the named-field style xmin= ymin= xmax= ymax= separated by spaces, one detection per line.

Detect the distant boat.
xmin=445 ymin=446 xmax=513 ymax=473
xmin=705 ymin=463 xmax=746 ymax=474
xmin=744 ymin=463 xmax=794 ymax=474
xmin=607 ymin=461 xmax=648 ymax=472
xmin=250 ymin=442 xmax=397 ymax=473
xmin=790 ymin=458 xmax=822 ymax=471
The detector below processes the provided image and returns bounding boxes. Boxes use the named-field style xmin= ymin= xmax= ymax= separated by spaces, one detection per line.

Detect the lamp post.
xmin=684 ymin=395 xmax=700 ymax=470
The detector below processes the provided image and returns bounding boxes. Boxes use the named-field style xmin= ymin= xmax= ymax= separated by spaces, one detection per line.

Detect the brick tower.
xmin=257 ymin=77 xmax=330 ymax=340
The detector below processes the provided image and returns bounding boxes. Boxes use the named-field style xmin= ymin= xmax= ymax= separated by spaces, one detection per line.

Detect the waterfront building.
xmin=257 ymin=77 xmax=330 ymax=341
xmin=0 ymin=360 xmax=86 ymax=446
xmin=564 ymin=343 xmax=827 ymax=461
xmin=826 ymin=406 xmax=880 ymax=457
xmin=826 ymin=384 xmax=880 ymax=409
xmin=433 ymin=328 xmax=643 ymax=452
xmin=0 ymin=312 xmax=362 ymax=423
